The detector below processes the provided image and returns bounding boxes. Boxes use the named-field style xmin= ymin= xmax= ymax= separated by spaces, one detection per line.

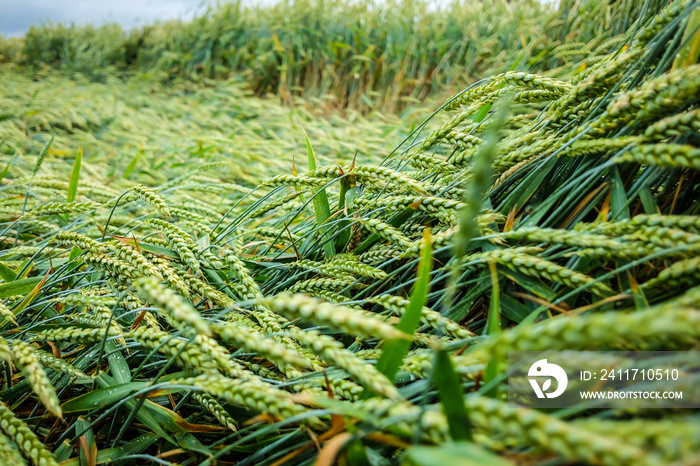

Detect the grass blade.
xmin=405 ymin=442 xmax=512 ymax=466
xmin=0 ymin=262 xmax=17 ymax=282
xmin=301 ymin=125 xmax=335 ymax=258
xmin=483 ymin=262 xmax=501 ymax=391
xmin=672 ymin=5 xmax=700 ymax=70
xmin=0 ymin=276 xmax=43 ymax=298
xmin=369 ymin=229 xmax=432 ymax=392
xmin=432 ymin=349 xmax=472 ymax=441
xmin=67 ymin=148 xmax=82 ymax=203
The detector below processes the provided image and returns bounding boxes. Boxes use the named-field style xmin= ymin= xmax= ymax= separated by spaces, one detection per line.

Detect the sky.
xmin=0 ymin=0 xmax=209 ymax=38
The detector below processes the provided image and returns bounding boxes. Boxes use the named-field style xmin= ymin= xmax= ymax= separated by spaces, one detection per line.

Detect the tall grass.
xmin=1 ymin=0 xmax=643 ymax=111
xmin=0 ymin=0 xmax=698 ymax=464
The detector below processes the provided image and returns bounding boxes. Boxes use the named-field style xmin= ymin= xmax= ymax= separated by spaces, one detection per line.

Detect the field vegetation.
xmin=1 ymin=0 xmax=659 ymax=111
xmin=0 ymin=0 xmax=699 ymax=464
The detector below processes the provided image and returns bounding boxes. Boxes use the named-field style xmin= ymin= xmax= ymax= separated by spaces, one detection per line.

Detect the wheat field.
xmin=0 ymin=0 xmax=699 ymax=464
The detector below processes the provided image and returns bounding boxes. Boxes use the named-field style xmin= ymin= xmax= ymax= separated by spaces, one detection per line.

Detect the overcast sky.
xmin=0 ymin=0 xmax=211 ymax=38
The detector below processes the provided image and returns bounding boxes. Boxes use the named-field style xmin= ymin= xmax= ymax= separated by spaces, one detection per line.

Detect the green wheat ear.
xmin=135 ymin=277 xmax=209 ymax=335
xmin=0 ymin=402 xmax=58 ymax=466
xmin=9 ymin=341 xmax=62 ymax=418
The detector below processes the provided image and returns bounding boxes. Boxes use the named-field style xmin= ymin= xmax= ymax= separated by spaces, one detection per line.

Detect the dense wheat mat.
xmin=0 ymin=0 xmax=699 ymax=464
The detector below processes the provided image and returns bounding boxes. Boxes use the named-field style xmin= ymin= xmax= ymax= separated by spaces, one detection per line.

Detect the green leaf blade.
xmin=67 ymin=148 xmax=82 ymax=203
xmin=371 ymin=229 xmax=432 ymax=392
